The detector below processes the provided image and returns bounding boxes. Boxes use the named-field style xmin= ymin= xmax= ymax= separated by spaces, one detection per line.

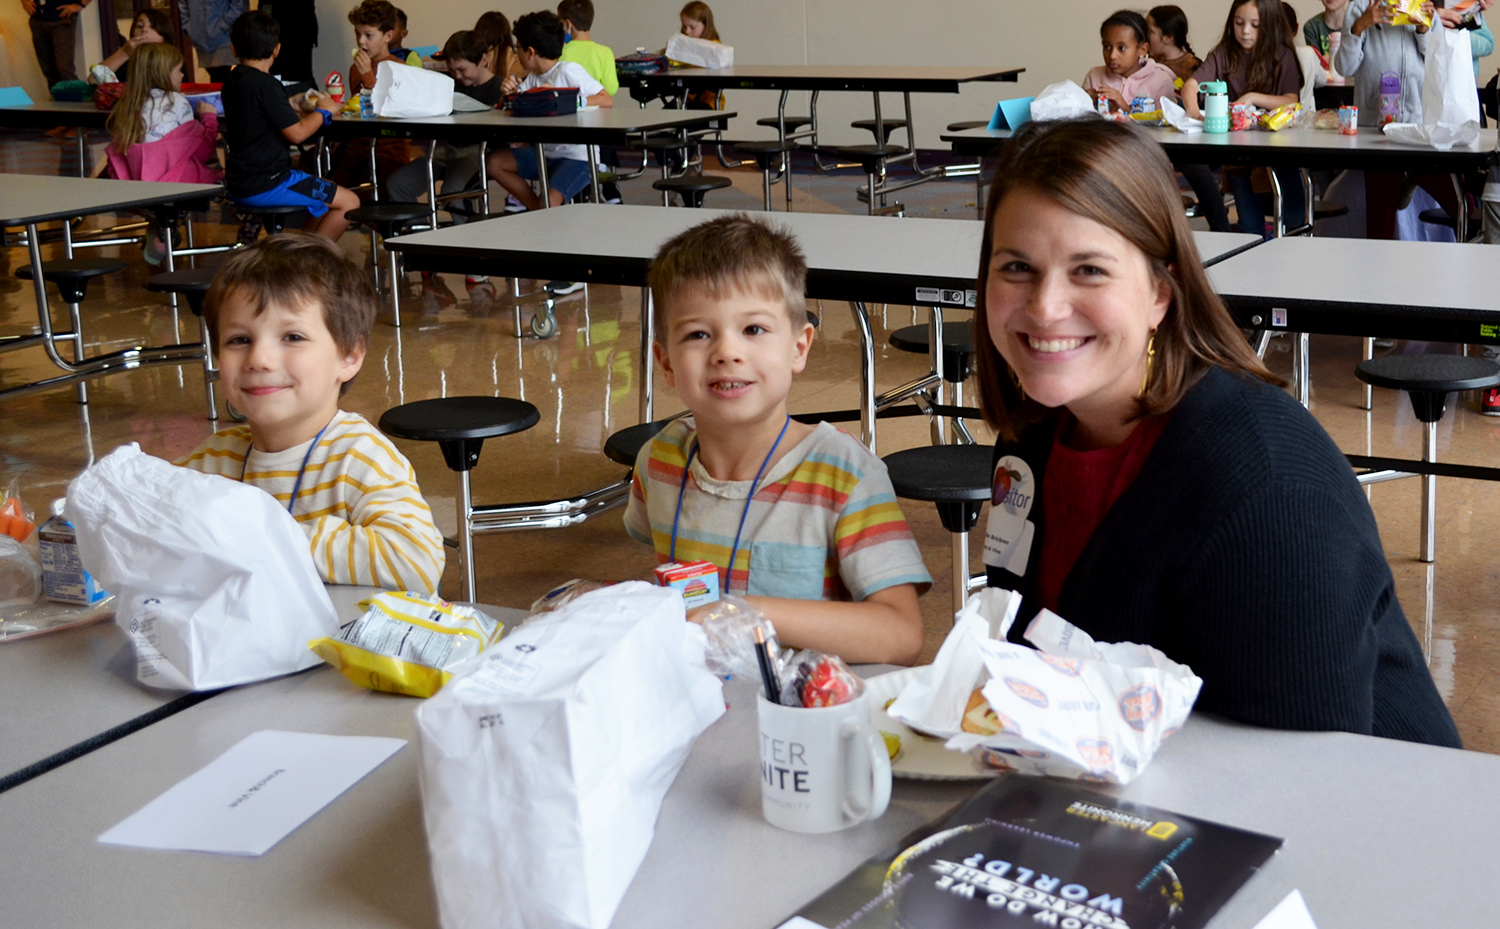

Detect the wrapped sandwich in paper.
xmin=888 ymin=588 xmax=1201 ymax=784
xmin=310 ymin=590 xmax=504 ymax=697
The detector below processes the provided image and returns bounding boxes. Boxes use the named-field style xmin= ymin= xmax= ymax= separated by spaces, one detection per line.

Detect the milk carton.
xmin=37 ymin=499 xmax=108 ymax=606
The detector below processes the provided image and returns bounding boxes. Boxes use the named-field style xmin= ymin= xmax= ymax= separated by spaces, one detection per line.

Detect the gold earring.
xmin=1009 ymin=366 xmax=1026 ymax=402
xmin=1139 ymin=328 xmax=1157 ymax=397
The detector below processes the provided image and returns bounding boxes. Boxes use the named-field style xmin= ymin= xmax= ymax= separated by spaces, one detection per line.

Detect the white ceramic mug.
xmin=756 ymin=691 xmax=892 ymax=833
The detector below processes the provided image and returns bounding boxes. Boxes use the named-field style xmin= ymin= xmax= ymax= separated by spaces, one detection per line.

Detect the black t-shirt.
xmin=459 ymin=75 xmax=504 ymax=108
xmin=222 ymin=65 xmax=302 ymax=198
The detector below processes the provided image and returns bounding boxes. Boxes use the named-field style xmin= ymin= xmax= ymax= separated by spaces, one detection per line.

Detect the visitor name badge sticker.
xmin=984 ymin=455 xmax=1036 ymax=577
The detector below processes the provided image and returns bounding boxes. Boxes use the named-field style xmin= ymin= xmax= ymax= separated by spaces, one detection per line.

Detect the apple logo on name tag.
xmin=984 ymin=455 xmax=1036 ymax=577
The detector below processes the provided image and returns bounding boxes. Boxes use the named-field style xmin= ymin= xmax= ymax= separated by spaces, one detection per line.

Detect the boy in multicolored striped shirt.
xmin=625 ymin=215 xmax=931 ymax=664
xmin=177 ymin=234 xmax=445 ymax=594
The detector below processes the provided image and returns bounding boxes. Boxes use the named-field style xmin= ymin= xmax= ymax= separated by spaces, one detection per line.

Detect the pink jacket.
xmin=106 ymin=113 xmax=223 ymax=185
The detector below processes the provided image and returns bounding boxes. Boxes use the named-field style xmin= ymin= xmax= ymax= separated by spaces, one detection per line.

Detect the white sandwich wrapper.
xmin=887 ymin=588 xmax=1202 ymax=784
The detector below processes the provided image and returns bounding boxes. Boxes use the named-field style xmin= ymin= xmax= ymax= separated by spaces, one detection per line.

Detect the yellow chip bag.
xmin=309 ymin=591 xmax=505 ymax=697
xmin=1259 ymin=102 xmax=1301 ymax=131
xmin=1388 ymin=0 xmax=1432 ymax=27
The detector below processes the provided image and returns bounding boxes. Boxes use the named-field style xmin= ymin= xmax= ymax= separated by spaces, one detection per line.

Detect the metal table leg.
xmin=850 ymin=301 xmax=877 ymax=452
xmin=640 ymin=288 xmax=655 ymax=422
xmin=1421 ymin=417 xmax=1437 ymax=563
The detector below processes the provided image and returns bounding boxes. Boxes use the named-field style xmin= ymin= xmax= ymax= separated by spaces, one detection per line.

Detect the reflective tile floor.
xmin=2 ymin=132 xmax=1497 ymax=751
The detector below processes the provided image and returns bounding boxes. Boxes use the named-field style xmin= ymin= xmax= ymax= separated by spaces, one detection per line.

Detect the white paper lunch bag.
xmin=416 ymin=582 xmax=726 ymax=929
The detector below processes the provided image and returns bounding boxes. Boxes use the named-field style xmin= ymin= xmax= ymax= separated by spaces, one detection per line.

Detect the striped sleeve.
xmin=302 ymin=418 xmax=446 ymax=594
xmin=174 ymin=426 xmax=253 ymax=475
xmin=828 ymin=448 xmax=933 ymax=600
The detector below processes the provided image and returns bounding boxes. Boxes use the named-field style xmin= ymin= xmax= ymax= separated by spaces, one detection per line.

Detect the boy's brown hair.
xmin=557 ymin=0 xmax=594 ymax=32
xmin=348 ymin=0 xmax=399 ymax=34
xmin=203 ymin=234 xmax=379 ymax=396
xmin=647 ymin=214 xmax=807 ymax=339
xmin=442 ymin=29 xmax=488 ymax=65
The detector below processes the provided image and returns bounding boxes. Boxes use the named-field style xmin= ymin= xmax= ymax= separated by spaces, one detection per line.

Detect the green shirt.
xmin=560 ymin=39 xmax=618 ymax=96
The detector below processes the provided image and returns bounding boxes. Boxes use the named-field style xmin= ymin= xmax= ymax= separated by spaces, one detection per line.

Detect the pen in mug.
xmin=754 ymin=625 xmax=781 ymax=705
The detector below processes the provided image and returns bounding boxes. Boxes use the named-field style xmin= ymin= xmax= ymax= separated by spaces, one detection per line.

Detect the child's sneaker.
xmin=503 ymin=195 xmax=526 ymax=214
xmin=547 ymin=280 xmax=584 ymax=296
xmin=465 ymin=274 xmax=489 ymax=284
xmin=235 ymin=214 xmax=263 ymax=245
xmin=1483 ymin=388 xmax=1500 ymax=416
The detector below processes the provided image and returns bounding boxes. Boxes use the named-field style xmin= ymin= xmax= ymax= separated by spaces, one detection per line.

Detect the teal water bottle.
xmin=1202 ymin=81 xmax=1229 ymax=133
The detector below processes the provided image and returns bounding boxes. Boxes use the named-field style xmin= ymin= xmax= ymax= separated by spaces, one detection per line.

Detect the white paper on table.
xmin=1251 ymin=890 xmax=1320 ymax=929
xmin=99 ymin=730 xmax=405 ymax=856
xmin=773 ymin=919 xmax=830 ymax=929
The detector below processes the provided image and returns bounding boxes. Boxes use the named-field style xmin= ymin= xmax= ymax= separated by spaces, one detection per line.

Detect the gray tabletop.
xmin=320 ymin=105 xmax=734 ymax=146
xmin=2 ymin=657 xmax=1496 ymax=929
xmin=1207 ymin=236 xmax=1500 ymax=343
xmin=0 ymin=174 xmax=222 ymax=226
xmin=0 ymin=99 xmax=111 ymax=129
xmin=390 ymin=206 xmax=1259 ymax=308
xmin=0 ymin=587 xmax=426 ymax=783
xmin=944 ymin=124 xmax=1499 ymax=173
xmin=621 ymin=65 xmax=1024 ymax=93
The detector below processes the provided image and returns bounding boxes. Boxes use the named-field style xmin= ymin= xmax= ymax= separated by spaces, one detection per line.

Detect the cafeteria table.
xmin=1 ymin=658 xmax=1494 ymax=928
xmin=389 ymin=204 xmax=1262 ymax=449
xmin=0 ymin=100 xmax=110 ymax=178
xmin=0 ymin=174 xmax=223 ymax=402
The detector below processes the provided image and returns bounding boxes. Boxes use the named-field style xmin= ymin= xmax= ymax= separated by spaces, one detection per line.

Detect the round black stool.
xmin=834 ymin=144 xmax=909 ymax=216
xmin=882 ymin=443 xmax=993 ymax=616
xmin=347 ymin=202 xmax=430 ymax=327
xmin=652 ymin=174 xmax=732 ymax=208
xmin=379 ymin=396 xmax=541 ymax=602
xmin=18 ymin=257 xmax=126 ymax=405
xmin=146 ymin=266 xmax=221 ymax=421
xmin=734 ymin=140 xmax=798 ymax=211
xmin=237 ymin=203 xmax=308 ymax=236
xmin=850 ymin=117 xmax=908 ymax=145
xmin=756 ymin=115 xmax=812 ymax=133
xmin=1355 ymin=354 xmax=1500 ymax=563
xmin=633 ymin=134 xmax=694 ymax=200
xmin=604 ymin=418 xmax=677 ymax=467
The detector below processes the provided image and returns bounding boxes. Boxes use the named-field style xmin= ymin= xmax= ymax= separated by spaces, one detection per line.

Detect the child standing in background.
xmin=1304 ymin=0 xmax=1347 ymax=70
xmin=1084 ymin=10 xmax=1179 ymax=112
xmin=1147 ymin=6 xmax=1202 ymax=84
xmin=676 ymin=1 xmax=724 ymax=109
xmin=1181 ymin=0 xmax=1303 ymax=236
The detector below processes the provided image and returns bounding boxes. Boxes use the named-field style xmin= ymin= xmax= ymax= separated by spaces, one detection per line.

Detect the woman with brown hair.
xmin=975 ymin=118 xmax=1458 ymax=747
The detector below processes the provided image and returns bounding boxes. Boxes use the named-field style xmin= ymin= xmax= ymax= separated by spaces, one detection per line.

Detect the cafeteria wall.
xmin=304 ymin=0 xmax=1493 ymax=151
xmin=0 ymin=1 xmax=102 ymax=105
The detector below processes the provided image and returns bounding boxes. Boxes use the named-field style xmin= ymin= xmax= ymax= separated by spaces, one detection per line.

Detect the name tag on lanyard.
xmin=983 ymin=455 xmax=1037 ymax=577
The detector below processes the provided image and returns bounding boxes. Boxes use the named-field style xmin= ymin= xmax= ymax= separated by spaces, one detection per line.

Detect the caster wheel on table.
xmin=530 ymin=309 xmax=557 ymax=339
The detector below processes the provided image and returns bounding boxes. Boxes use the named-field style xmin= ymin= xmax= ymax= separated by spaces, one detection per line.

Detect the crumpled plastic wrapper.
xmin=888 ymin=588 xmax=1202 ymax=784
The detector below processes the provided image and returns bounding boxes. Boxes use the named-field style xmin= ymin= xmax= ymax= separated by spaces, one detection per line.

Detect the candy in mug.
xmin=757 ymin=687 xmax=891 ymax=833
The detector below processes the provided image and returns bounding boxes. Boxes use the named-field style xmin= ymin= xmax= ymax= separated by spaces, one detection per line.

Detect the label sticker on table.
xmin=1481 ymin=323 xmax=1499 ymax=340
xmin=913 ymin=288 xmax=979 ymax=307
xmin=1271 ymin=308 xmax=1287 ymax=328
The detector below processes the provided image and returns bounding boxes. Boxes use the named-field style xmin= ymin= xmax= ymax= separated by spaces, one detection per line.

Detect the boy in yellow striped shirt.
xmin=177 ymin=234 xmax=445 ymax=593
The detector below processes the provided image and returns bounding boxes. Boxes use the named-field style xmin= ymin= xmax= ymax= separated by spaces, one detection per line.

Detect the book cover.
xmin=779 ymin=775 xmax=1282 ymax=929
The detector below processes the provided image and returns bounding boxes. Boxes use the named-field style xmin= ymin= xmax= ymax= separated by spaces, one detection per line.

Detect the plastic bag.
xmin=0 ymin=535 xmax=42 ymax=609
xmin=695 ymin=595 xmax=785 ymax=680
xmin=888 ymin=589 xmax=1202 ymax=784
xmin=416 ymin=582 xmax=725 ymax=929
xmin=778 ymin=649 xmax=863 ymax=707
xmin=1160 ymin=94 xmax=1203 ymax=133
xmin=1028 ymin=80 xmax=1096 ymax=122
xmin=371 ymin=60 xmax=454 ymax=119
xmin=310 ymin=591 xmax=505 ymax=697
xmin=665 ymin=33 xmax=734 ymax=69
xmin=528 ymin=577 xmax=615 ymax=614
xmin=1384 ymin=22 xmax=1480 ymax=151
xmin=66 ymin=444 xmax=338 ymax=691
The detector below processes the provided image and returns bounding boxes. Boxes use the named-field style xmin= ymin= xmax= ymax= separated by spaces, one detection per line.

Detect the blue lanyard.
xmin=669 ymin=416 xmax=791 ymax=596
xmin=240 ymin=420 xmax=332 ymax=516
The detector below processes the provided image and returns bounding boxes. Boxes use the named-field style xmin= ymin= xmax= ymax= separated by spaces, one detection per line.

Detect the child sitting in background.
xmin=1084 ymin=9 xmax=1179 ymax=113
xmin=485 ymin=11 xmax=610 ymax=211
xmin=389 ymin=7 xmax=420 ymax=62
xmin=626 ymin=215 xmax=931 ymax=665
xmin=91 ymin=8 xmax=177 ymax=84
xmin=1147 ymin=5 xmax=1201 ymax=84
xmin=1281 ymin=3 xmax=1327 ymax=112
xmin=178 ymin=234 xmax=446 ymax=594
xmin=331 ymin=0 xmax=424 ymax=192
xmin=676 ymin=1 xmax=724 ymax=109
xmin=222 ymin=11 xmax=358 ymax=240
xmin=387 ymin=30 xmax=500 ymax=229
xmin=105 ymin=42 xmax=222 ymax=264
xmin=475 ymin=10 xmax=523 ymax=81
xmin=559 ymin=0 xmax=618 ymax=95
xmin=1180 ymin=0 xmax=1303 ymax=236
